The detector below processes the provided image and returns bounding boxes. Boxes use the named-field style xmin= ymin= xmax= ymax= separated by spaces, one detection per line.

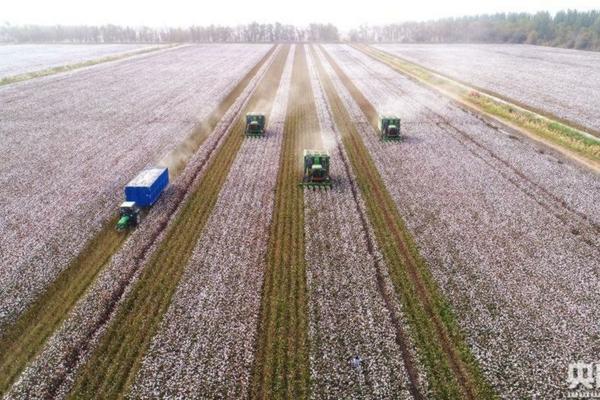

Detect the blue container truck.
xmin=116 ymin=167 xmax=169 ymax=231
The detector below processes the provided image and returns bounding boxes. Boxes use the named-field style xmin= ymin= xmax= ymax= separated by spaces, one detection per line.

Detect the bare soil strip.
xmin=250 ymin=45 xmax=321 ymax=400
xmin=63 ymin=46 xmax=289 ymax=399
xmin=316 ymin=45 xmax=497 ymax=399
xmin=0 ymin=45 xmax=276 ymax=396
xmin=356 ymin=45 xmax=600 ymax=172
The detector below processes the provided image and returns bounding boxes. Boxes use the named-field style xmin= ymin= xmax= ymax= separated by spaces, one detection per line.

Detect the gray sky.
xmin=3 ymin=0 xmax=599 ymax=30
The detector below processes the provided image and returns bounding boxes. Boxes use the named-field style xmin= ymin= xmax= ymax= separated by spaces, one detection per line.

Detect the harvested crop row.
xmin=250 ymin=45 xmax=318 ymax=400
xmin=303 ymin=46 xmax=416 ymax=399
xmin=322 ymin=44 xmax=600 ymax=398
xmin=0 ymin=44 xmax=272 ymax=332
xmin=0 ymin=45 xmax=277 ymax=397
xmin=128 ymin=44 xmax=295 ymax=398
xmin=3 ymin=47 xmax=280 ymax=399
xmin=65 ymin=45 xmax=290 ymax=399
xmin=312 ymin=45 xmax=496 ymax=399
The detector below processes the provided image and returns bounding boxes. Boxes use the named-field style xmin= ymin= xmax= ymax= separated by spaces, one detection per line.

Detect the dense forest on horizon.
xmin=353 ymin=10 xmax=600 ymax=50
xmin=0 ymin=22 xmax=340 ymax=43
xmin=1 ymin=10 xmax=599 ymax=50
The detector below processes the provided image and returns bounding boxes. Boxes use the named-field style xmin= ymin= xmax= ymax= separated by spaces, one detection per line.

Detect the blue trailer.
xmin=117 ymin=167 xmax=169 ymax=231
xmin=125 ymin=167 xmax=169 ymax=206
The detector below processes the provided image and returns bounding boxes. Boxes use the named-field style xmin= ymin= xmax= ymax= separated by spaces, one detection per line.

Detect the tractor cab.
xmin=301 ymin=149 xmax=331 ymax=188
xmin=379 ymin=115 xmax=401 ymax=141
xmin=116 ymin=201 xmax=140 ymax=231
xmin=245 ymin=113 xmax=266 ymax=137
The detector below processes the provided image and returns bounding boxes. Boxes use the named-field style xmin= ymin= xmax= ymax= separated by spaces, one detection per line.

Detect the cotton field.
xmin=0 ymin=43 xmax=161 ymax=79
xmin=375 ymin=43 xmax=600 ymax=133
xmin=0 ymin=41 xmax=598 ymax=400
xmin=0 ymin=44 xmax=270 ymax=331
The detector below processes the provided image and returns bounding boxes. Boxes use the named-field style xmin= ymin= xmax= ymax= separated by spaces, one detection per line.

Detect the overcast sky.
xmin=3 ymin=0 xmax=599 ymax=30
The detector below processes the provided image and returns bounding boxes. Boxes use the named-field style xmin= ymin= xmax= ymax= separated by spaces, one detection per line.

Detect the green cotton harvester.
xmin=245 ymin=113 xmax=265 ymax=137
xmin=300 ymin=149 xmax=331 ymax=189
xmin=379 ymin=115 xmax=401 ymax=141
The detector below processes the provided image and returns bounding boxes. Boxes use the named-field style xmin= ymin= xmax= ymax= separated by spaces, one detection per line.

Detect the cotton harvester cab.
xmin=379 ymin=115 xmax=401 ymax=141
xmin=301 ymin=149 xmax=331 ymax=189
xmin=116 ymin=201 xmax=140 ymax=231
xmin=245 ymin=113 xmax=265 ymax=137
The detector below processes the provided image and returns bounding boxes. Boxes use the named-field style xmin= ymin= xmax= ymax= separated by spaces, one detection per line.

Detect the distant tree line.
xmin=0 ymin=22 xmax=340 ymax=43
xmin=350 ymin=10 xmax=600 ymax=50
xmin=1 ymin=10 xmax=599 ymax=50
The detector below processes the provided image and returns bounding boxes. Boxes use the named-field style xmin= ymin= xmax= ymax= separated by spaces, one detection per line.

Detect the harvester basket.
xmin=299 ymin=177 xmax=332 ymax=189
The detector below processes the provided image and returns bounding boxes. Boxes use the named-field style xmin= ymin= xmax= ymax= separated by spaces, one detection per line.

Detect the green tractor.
xmin=116 ymin=201 xmax=140 ymax=231
xmin=300 ymin=149 xmax=331 ymax=189
xmin=379 ymin=115 xmax=401 ymax=141
xmin=245 ymin=113 xmax=265 ymax=137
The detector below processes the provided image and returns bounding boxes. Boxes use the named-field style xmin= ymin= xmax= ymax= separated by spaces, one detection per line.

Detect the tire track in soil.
xmin=318 ymin=45 xmax=497 ymax=400
xmin=0 ymin=45 xmax=277 ymax=397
